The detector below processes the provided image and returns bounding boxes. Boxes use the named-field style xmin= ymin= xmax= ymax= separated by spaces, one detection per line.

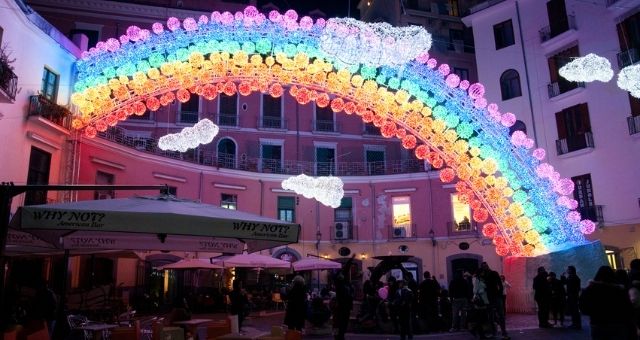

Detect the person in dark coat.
xmin=533 ymin=266 xmax=551 ymax=328
xmin=229 ymin=280 xmax=249 ymax=331
xmin=548 ymin=272 xmax=565 ymax=326
xmin=394 ymin=279 xmax=414 ymax=340
xmin=481 ymin=262 xmax=507 ymax=339
xmin=448 ymin=270 xmax=470 ymax=332
xmin=562 ymin=265 xmax=582 ymax=329
xmin=331 ymin=257 xmax=354 ymax=340
xmin=284 ymin=275 xmax=308 ymax=331
xmin=579 ymin=265 xmax=636 ymax=340
xmin=418 ymin=271 xmax=440 ymax=332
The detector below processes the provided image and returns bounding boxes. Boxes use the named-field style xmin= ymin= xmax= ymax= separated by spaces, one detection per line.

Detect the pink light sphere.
xmin=500 ymin=112 xmax=516 ymax=127
xmin=167 ymin=17 xmax=181 ymax=31
xmin=315 ymin=18 xmax=326 ymax=28
xmin=557 ymin=196 xmax=572 ymax=209
xmin=532 ymin=148 xmax=546 ymax=160
xmin=445 ymin=74 xmax=460 ymax=88
xmin=566 ymin=211 xmax=581 ymax=223
xmin=244 ymin=6 xmax=259 ymax=18
xmin=416 ymin=52 xmax=430 ymax=63
xmin=487 ymin=103 xmax=499 ymax=115
xmin=535 ymin=163 xmax=554 ymax=178
xmin=467 ymin=83 xmax=485 ymax=99
xmin=459 ymin=80 xmax=470 ymax=90
xmin=269 ymin=10 xmax=282 ymax=23
xmin=300 ymin=16 xmax=313 ymax=30
xmin=426 ymin=58 xmax=438 ymax=69
xmin=555 ymin=178 xmax=575 ymax=196
xmin=152 ymin=22 xmax=164 ymax=34
xmin=234 ymin=11 xmax=244 ymax=21
xmin=284 ymin=9 xmax=298 ymax=22
xmin=221 ymin=12 xmax=234 ymax=25
xmin=510 ymin=130 xmax=527 ymax=146
xmin=523 ymin=138 xmax=535 ymax=149
xmin=580 ymin=220 xmax=596 ymax=234
xmin=438 ymin=63 xmax=450 ymax=76
xmin=126 ymin=25 xmax=141 ymax=41
xmin=183 ymin=17 xmax=198 ymax=31
xmin=198 ymin=15 xmax=209 ymax=25
xmin=474 ymin=97 xmax=488 ymax=109
xmin=211 ymin=11 xmax=222 ymax=23
xmin=104 ymin=38 xmax=120 ymax=52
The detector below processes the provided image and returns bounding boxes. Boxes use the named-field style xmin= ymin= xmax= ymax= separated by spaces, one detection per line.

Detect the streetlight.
xmin=315 ymin=230 xmax=322 ymax=292
xmin=429 ymin=229 xmax=436 ymax=247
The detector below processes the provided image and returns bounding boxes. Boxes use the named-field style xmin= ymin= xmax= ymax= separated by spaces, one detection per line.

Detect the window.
xmin=546 ymin=0 xmax=570 ymax=38
xmin=334 ymin=197 xmax=353 ymax=222
xmin=392 ymin=196 xmax=411 ymax=238
xmin=493 ymin=20 xmax=515 ymax=50
xmin=262 ymin=94 xmax=282 ymax=129
xmin=315 ymin=104 xmax=335 ymax=132
xmin=548 ymin=45 xmax=581 ymax=96
xmin=366 ymin=149 xmax=385 ymax=175
xmin=605 ymin=248 xmax=621 ymax=270
xmin=24 ymin=147 xmax=51 ymax=205
xmin=500 ymin=69 xmax=522 ymax=100
xmin=217 ymin=138 xmax=236 ymax=169
xmin=166 ymin=186 xmax=177 ymax=196
xmin=449 ymin=29 xmax=464 ymax=51
xmin=41 ymin=68 xmax=59 ymax=101
xmin=221 ymin=193 xmax=237 ymax=210
xmin=451 ymin=193 xmax=472 ymax=232
xmin=219 ymin=93 xmax=238 ymax=121
xmin=363 ymin=122 xmax=381 ymax=135
xmin=555 ymin=103 xmax=593 ymax=154
xmin=277 ymin=196 xmax=295 ymax=222
xmin=261 ymin=143 xmax=282 ymax=173
xmin=334 ymin=197 xmax=353 ymax=240
xmin=179 ymin=95 xmax=199 ymax=124
xmin=316 ymin=147 xmax=335 ymax=176
xmin=453 ymin=68 xmax=469 ymax=81
xmin=94 ymin=171 xmax=114 ymax=200
xmin=572 ymin=174 xmax=598 ymax=222
xmin=616 ymin=12 xmax=640 ymax=67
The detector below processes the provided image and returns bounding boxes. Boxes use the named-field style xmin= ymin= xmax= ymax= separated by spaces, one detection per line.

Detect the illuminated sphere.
xmin=176 ymin=89 xmax=191 ymax=103
xmin=482 ymin=223 xmax=498 ymax=238
xmin=269 ymin=83 xmax=283 ymax=98
xmin=439 ymin=168 xmax=455 ymax=183
xmin=167 ymin=17 xmax=181 ymax=31
xmin=473 ymin=208 xmax=489 ymax=223
xmin=445 ymin=74 xmax=460 ymax=88
xmin=401 ymin=135 xmax=417 ymax=150
xmin=95 ymin=120 xmax=108 ymax=132
xmin=330 ymin=98 xmax=344 ymax=112
xmin=501 ymin=112 xmax=516 ymax=127
xmin=580 ymin=220 xmax=596 ymax=234
xmin=532 ymin=148 xmax=546 ymax=160
xmin=84 ymin=126 xmax=97 ymax=138
xmin=467 ymin=83 xmax=485 ymax=99
xmin=566 ymin=211 xmax=581 ymax=223
xmin=381 ymin=121 xmax=397 ymax=138
xmin=316 ymin=93 xmax=329 ymax=107
xmin=459 ymin=80 xmax=470 ymax=90
xmin=415 ymin=145 xmax=429 ymax=159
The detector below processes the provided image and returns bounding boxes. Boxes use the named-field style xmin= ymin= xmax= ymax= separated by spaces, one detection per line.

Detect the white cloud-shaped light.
xmin=559 ymin=53 xmax=613 ymax=83
xmin=281 ymin=174 xmax=344 ymax=208
xmin=319 ymin=18 xmax=432 ymax=67
xmin=158 ymin=118 xmax=219 ymax=152
xmin=617 ymin=64 xmax=640 ymax=98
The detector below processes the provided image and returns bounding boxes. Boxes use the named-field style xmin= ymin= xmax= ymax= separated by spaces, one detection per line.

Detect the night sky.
xmin=256 ymin=0 xmax=361 ymax=19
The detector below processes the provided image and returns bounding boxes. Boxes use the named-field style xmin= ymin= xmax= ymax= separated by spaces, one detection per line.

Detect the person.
xmin=548 ymin=272 xmax=565 ymax=326
xmin=229 ymin=280 xmax=249 ymax=331
xmin=284 ymin=275 xmax=308 ymax=331
xmin=439 ymin=289 xmax=452 ymax=332
xmin=630 ymin=259 xmax=640 ymax=284
xmin=394 ymin=279 xmax=414 ymax=340
xmin=579 ymin=265 xmax=635 ymax=339
xmin=480 ymin=262 xmax=508 ymax=339
xmin=449 ymin=270 xmax=470 ymax=332
xmin=387 ymin=275 xmax=400 ymax=333
xmin=331 ymin=257 xmax=354 ymax=340
xmin=418 ymin=271 xmax=440 ymax=333
xmin=34 ymin=281 xmax=58 ymax=337
xmin=500 ymin=275 xmax=511 ymax=311
xmin=562 ymin=265 xmax=582 ymax=330
xmin=533 ymin=266 xmax=552 ymax=328
xmin=615 ymin=269 xmax=631 ymax=290
xmin=469 ymin=270 xmax=490 ymax=339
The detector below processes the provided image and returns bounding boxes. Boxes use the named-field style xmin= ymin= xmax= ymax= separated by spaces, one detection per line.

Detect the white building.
xmin=463 ymin=0 xmax=640 ymax=268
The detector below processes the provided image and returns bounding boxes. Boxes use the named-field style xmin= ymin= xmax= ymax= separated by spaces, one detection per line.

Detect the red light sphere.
xmin=146 ymin=97 xmax=160 ymax=111
xmin=330 ymin=98 xmax=344 ymax=112
xmin=238 ymin=81 xmax=252 ymax=96
xmin=439 ymin=168 xmax=455 ymax=183
xmin=296 ymin=88 xmax=311 ymax=104
xmin=380 ymin=121 xmax=397 ymax=138
xmin=95 ymin=120 xmax=108 ymax=132
xmin=176 ymin=89 xmax=191 ymax=103
xmin=482 ymin=223 xmax=498 ymax=238
xmin=222 ymin=82 xmax=237 ymax=96
xmin=395 ymin=128 xmax=407 ymax=139
xmin=116 ymin=110 xmax=127 ymax=121
xmin=415 ymin=145 xmax=429 ymax=159
xmin=269 ymin=83 xmax=283 ymax=98
xmin=316 ymin=93 xmax=330 ymax=107
xmin=343 ymin=101 xmax=356 ymax=115
xmin=362 ymin=111 xmax=374 ymax=123
xmin=133 ymin=101 xmax=147 ymax=115
xmin=472 ymin=208 xmax=489 ymax=223
xmin=202 ymin=84 xmax=218 ymax=100
xmin=84 ymin=126 xmax=97 ymax=138
xmin=402 ymin=135 xmax=417 ymax=149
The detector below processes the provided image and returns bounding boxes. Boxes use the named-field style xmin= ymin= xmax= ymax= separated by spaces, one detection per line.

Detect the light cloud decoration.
xmin=158 ymin=118 xmax=219 ymax=152
xmin=617 ymin=64 xmax=640 ymax=98
xmin=281 ymin=174 xmax=344 ymax=208
xmin=559 ymin=53 xmax=613 ymax=83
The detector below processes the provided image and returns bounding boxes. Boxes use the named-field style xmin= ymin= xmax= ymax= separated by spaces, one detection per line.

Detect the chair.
xmin=109 ymin=321 xmax=140 ymax=340
xmin=67 ymin=314 xmax=90 ymax=340
xmin=271 ymin=293 xmax=285 ymax=311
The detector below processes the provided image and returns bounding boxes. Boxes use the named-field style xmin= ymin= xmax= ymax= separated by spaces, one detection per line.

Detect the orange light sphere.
xmin=133 ymin=101 xmax=147 ymax=116
xmin=495 ymin=244 xmax=509 ymax=256
xmin=222 ymin=82 xmax=237 ymax=96
xmin=71 ymin=119 xmax=84 ymax=130
xmin=316 ymin=93 xmax=330 ymax=107
xmin=176 ymin=89 xmax=191 ymax=103
xmin=202 ymin=84 xmax=218 ymax=100
xmin=439 ymin=168 xmax=456 ymax=183
xmin=482 ymin=223 xmax=498 ymax=238
xmin=402 ymin=135 xmax=417 ymax=150
xmin=395 ymin=128 xmax=407 ymax=139
xmin=473 ymin=208 xmax=489 ymax=223
xmin=296 ymin=88 xmax=311 ymax=104
xmin=415 ymin=145 xmax=429 ymax=159
xmin=269 ymin=83 xmax=284 ymax=98
xmin=146 ymin=97 xmax=161 ymax=111
xmin=343 ymin=101 xmax=356 ymax=115
xmin=330 ymin=98 xmax=344 ymax=112
xmin=381 ymin=121 xmax=397 ymax=138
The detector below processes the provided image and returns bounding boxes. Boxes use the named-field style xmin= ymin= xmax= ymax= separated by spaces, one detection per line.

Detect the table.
xmin=77 ymin=323 xmax=118 ymax=340
xmin=173 ymin=319 xmax=213 ymax=340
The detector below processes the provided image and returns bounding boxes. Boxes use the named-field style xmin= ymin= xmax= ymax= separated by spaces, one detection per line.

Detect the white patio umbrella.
xmin=158 ymin=258 xmax=223 ymax=270
xmin=292 ymin=258 xmax=342 ymax=271
xmin=212 ymin=253 xmax=291 ymax=269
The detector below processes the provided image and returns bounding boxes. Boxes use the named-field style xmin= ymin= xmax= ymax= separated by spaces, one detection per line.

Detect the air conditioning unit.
xmin=98 ymin=193 xmax=112 ymax=200
xmin=334 ymin=222 xmax=350 ymax=240
xmin=393 ymin=227 xmax=407 ymax=238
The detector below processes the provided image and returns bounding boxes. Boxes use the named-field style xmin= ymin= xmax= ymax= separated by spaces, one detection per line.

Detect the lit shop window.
xmin=392 ymin=196 xmax=411 ymax=238
xmin=451 ymin=193 xmax=472 ymax=232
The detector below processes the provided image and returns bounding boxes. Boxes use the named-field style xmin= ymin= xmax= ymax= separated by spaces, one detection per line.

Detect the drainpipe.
xmin=370 ymin=181 xmax=376 ymax=255
xmin=259 ymin=179 xmax=264 ymax=216
xmin=198 ymin=171 xmax=203 ymax=201
xmin=516 ymin=1 xmax=539 ymax=146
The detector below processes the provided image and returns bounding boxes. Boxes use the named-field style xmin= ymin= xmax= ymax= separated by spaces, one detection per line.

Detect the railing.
xmin=547 ymin=80 xmax=584 ymax=98
xmin=617 ymin=48 xmax=640 ymax=68
xmin=313 ymin=119 xmax=338 ymax=133
xmin=258 ymin=116 xmax=287 ymax=130
xmin=178 ymin=111 xmax=198 ymax=124
xmin=97 ymin=126 xmax=430 ymax=176
xmin=0 ymin=61 xmax=18 ymax=102
xmin=628 ymin=115 xmax=640 ymax=135
xmin=28 ymin=95 xmax=72 ymax=129
xmin=389 ymin=224 xmax=417 ymax=239
xmin=447 ymin=221 xmax=479 ymax=237
xmin=218 ymin=113 xmax=238 ymax=127
xmin=539 ymin=15 xmax=577 ymax=43
xmin=330 ymin=222 xmax=357 ymax=242
xmin=579 ymin=205 xmax=604 ymax=227
xmin=556 ymin=132 xmax=594 ymax=155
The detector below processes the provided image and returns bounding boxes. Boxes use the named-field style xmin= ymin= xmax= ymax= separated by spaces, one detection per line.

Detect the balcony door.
xmin=555 ymin=103 xmax=591 ymax=153
xmin=547 ymin=0 xmax=569 ymax=38
xmin=262 ymin=94 xmax=282 ymax=129
xmin=316 ymin=147 xmax=335 ymax=176
xmin=366 ymin=149 xmax=385 ymax=175
xmin=548 ymin=45 xmax=580 ymax=95
xmin=261 ymin=144 xmax=282 ymax=173
xmin=217 ymin=138 xmax=236 ymax=169
xmin=25 ymin=146 xmax=51 ymax=205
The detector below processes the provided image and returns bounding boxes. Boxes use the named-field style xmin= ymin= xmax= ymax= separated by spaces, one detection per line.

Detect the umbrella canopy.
xmin=158 ymin=258 xmax=222 ymax=270
xmin=10 ymin=195 xmax=300 ymax=253
xmin=213 ymin=253 xmax=292 ymax=269
xmin=292 ymin=257 xmax=342 ymax=271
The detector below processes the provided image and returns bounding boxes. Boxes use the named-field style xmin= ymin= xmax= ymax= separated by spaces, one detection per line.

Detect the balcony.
xmin=258 ymin=116 xmax=287 ymax=130
xmin=617 ymin=48 xmax=640 ymax=68
xmin=218 ymin=113 xmax=238 ymax=127
xmin=447 ymin=221 xmax=479 ymax=237
xmin=539 ymin=15 xmax=576 ymax=43
xmin=628 ymin=115 xmax=640 ymax=135
xmin=330 ymin=221 xmax=357 ymax=242
xmin=388 ymin=224 xmax=417 ymax=240
xmin=28 ymin=95 xmax=72 ymax=129
xmin=178 ymin=111 xmax=198 ymax=124
xmin=579 ymin=205 xmax=604 ymax=227
xmin=547 ymin=80 xmax=584 ymax=98
xmin=313 ymin=119 xmax=338 ymax=133
xmin=556 ymin=132 xmax=594 ymax=155
xmin=0 ymin=61 xmax=18 ymax=102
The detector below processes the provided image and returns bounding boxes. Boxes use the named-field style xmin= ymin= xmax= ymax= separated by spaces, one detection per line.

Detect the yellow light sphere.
xmin=503 ymin=187 xmax=514 ymax=197
xmin=394 ymin=90 xmax=409 ymax=104
xmin=469 ymin=147 xmax=481 ymax=157
xmin=351 ymin=74 xmax=364 ymax=88
xmin=147 ymin=68 xmax=161 ymax=80
xmin=188 ymin=52 xmax=205 ymax=66
xmin=495 ymin=176 xmax=508 ymax=189
xmin=481 ymin=158 xmax=498 ymax=175
xmin=485 ymin=175 xmax=496 ymax=186
xmin=508 ymin=203 xmax=524 ymax=217
xmin=517 ymin=216 xmax=532 ymax=230
xmin=160 ymin=63 xmax=175 ymax=76
xmin=469 ymin=157 xmax=483 ymax=170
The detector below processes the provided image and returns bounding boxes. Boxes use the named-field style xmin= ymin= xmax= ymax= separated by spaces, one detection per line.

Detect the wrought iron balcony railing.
xmin=313 ymin=119 xmax=338 ymax=133
xmin=447 ymin=221 xmax=479 ymax=237
xmin=556 ymin=132 xmax=594 ymax=155
xmin=539 ymin=15 xmax=576 ymax=43
xmin=258 ymin=116 xmax=287 ymax=130
xmin=628 ymin=115 xmax=640 ymax=135
xmin=28 ymin=95 xmax=72 ymax=129
xmin=218 ymin=113 xmax=238 ymax=127
xmin=617 ymin=48 xmax=640 ymax=68
xmin=0 ymin=61 xmax=18 ymax=102
xmin=547 ymin=80 xmax=584 ymax=98
xmin=178 ymin=111 xmax=198 ymax=124
xmin=389 ymin=224 xmax=417 ymax=240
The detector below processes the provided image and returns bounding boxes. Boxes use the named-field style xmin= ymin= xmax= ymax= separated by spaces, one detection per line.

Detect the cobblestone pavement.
xmin=198 ymin=312 xmax=591 ymax=340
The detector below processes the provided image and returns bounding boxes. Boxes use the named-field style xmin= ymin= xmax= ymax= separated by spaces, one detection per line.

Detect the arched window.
xmin=217 ymin=138 xmax=236 ymax=169
xmin=509 ymin=120 xmax=527 ymax=136
xmin=500 ymin=69 xmax=522 ymax=100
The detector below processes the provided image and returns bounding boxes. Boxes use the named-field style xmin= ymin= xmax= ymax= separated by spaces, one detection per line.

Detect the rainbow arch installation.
xmin=70 ymin=6 xmax=596 ymax=257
